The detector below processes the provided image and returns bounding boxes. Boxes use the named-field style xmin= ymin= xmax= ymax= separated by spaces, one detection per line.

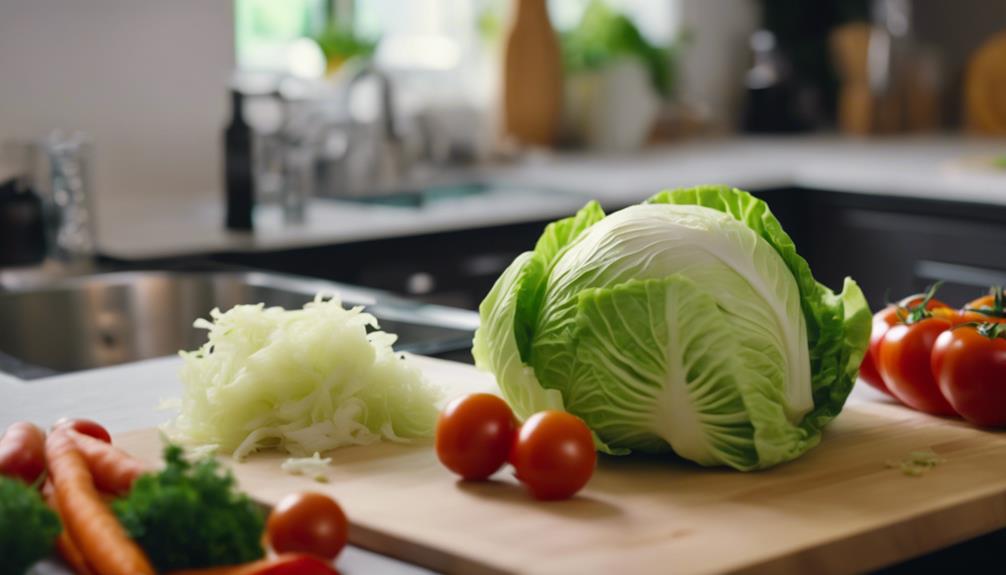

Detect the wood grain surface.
xmin=116 ymin=356 xmax=1006 ymax=575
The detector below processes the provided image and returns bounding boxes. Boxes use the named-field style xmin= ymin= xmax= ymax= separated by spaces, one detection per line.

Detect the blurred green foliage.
xmin=313 ymin=26 xmax=377 ymax=64
xmin=476 ymin=0 xmax=678 ymax=99
xmin=560 ymin=0 xmax=676 ymax=98
xmin=235 ymin=0 xmax=319 ymax=54
xmin=0 ymin=476 xmax=61 ymax=575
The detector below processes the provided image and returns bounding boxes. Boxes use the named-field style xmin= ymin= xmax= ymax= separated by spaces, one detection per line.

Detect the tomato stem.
xmin=978 ymin=322 xmax=1006 ymax=340
xmin=964 ymin=286 xmax=1006 ymax=319
xmin=897 ymin=282 xmax=943 ymax=325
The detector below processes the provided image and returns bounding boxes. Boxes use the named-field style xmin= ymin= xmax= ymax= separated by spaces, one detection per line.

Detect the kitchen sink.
xmin=0 ymin=270 xmax=480 ymax=379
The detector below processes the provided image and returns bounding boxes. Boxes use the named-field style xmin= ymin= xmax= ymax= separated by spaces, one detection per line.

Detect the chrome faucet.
xmin=345 ymin=61 xmax=409 ymax=192
xmin=257 ymin=59 xmax=421 ymax=208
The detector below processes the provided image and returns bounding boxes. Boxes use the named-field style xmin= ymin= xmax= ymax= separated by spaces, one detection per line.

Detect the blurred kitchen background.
xmin=2 ymin=0 xmax=1006 ymax=314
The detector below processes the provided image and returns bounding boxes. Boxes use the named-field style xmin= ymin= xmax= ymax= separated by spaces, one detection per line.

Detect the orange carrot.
xmin=53 ymin=514 xmax=96 ymax=575
xmin=46 ymin=429 xmax=155 ymax=575
xmin=42 ymin=479 xmax=95 ymax=575
xmin=168 ymin=554 xmax=339 ymax=575
xmin=67 ymin=429 xmax=150 ymax=495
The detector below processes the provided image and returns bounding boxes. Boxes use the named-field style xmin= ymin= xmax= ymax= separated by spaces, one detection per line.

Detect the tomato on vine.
xmin=875 ymin=284 xmax=957 ymax=416
xmin=860 ymin=291 xmax=950 ymax=396
xmin=932 ymin=323 xmax=1006 ymax=427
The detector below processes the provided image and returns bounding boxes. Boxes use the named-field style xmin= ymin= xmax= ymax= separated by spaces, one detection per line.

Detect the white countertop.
xmin=500 ymin=136 xmax=1006 ymax=204
xmin=95 ymin=135 xmax=1006 ymax=261
xmin=97 ymin=185 xmax=588 ymax=260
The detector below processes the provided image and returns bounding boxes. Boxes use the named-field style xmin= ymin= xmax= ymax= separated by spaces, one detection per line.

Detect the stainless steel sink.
xmin=0 ymin=270 xmax=479 ymax=379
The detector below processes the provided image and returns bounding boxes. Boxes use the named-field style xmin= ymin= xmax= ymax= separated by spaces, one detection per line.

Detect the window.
xmin=235 ymin=0 xmax=328 ymax=71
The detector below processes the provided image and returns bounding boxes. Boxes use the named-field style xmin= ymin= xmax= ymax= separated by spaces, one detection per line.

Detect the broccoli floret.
xmin=0 ymin=476 xmax=61 ymax=575
xmin=113 ymin=445 xmax=265 ymax=571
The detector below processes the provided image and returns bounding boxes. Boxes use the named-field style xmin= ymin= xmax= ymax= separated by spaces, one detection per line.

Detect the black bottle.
xmin=0 ymin=177 xmax=46 ymax=267
xmin=224 ymin=89 xmax=254 ymax=231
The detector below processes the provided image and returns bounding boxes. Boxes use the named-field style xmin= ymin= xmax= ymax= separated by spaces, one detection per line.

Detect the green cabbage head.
xmin=473 ymin=186 xmax=871 ymax=470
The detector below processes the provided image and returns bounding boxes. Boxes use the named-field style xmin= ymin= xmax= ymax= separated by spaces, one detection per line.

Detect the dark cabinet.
xmin=804 ymin=191 xmax=1006 ymax=309
xmin=210 ymin=220 xmax=553 ymax=310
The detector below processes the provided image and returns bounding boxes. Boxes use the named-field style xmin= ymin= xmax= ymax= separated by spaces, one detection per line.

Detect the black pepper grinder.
xmin=224 ymin=88 xmax=254 ymax=231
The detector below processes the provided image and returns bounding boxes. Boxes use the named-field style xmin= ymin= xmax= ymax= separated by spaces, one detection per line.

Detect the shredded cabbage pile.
xmin=166 ymin=294 xmax=442 ymax=460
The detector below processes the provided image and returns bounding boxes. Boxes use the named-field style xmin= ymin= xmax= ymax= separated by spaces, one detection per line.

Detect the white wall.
xmin=0 ymin=1 xmax=234 ymax=227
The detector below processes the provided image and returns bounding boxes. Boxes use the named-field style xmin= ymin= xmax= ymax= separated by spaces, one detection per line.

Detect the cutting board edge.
xmin=729 ymin=488 xmax=1006 ymax=575
xmin=349 ymin=520 xmax=514 ymax=575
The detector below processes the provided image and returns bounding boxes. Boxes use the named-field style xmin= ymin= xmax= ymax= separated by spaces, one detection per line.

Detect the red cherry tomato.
xmin=877 ymin=317 xmax=956 ymax=415
xmin=436 ymin=393 xmax=517 ymax=481
xmin=511 ymin=411 xmax=596 ymax=501
xmin=932 ymin=325 xmax=1006 ymax=427
xmin=53 ymin=418 xmax=112 ymax=444
xmin=267 ymin=492 xmax=348 ymax=561
xmin=0 ymin=422 xmax=47 ymax=484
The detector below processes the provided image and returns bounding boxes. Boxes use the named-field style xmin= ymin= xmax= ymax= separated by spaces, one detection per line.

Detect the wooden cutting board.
xmin=116 ymin=356 xmax=1006 ymax=575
